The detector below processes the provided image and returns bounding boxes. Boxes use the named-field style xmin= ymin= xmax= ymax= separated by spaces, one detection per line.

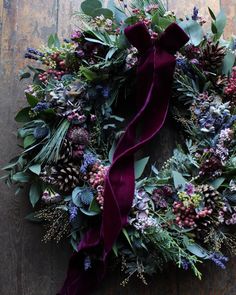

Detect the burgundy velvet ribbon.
xmin=58 ymin=22 xmax=189 ymax=295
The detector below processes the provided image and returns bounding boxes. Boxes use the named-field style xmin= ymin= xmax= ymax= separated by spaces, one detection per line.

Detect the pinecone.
xmin=201 ymin=41 xmax=226 ymax=72
xmin=197 ymin=184 xmax=222 ymax=209
xmin=194 ymin=185 xmax=223 ymax=241
xmin=58 ymin=138 xmax=73 ymax=163
xmin=40 ymin=162 xmax=82 ymax=193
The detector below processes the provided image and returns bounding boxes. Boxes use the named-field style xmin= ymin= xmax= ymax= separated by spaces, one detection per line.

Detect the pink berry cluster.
xmin=225 ymin=67 xmax=236 ymax=98
xmin=87 ymin=163 xmax=109 ymax=210
xmin=38 ymin=69 xmax=66 ymax=83
xmin=67 ymin=112 xmax=86 ymax=123
xmin=173 ymin=201 xmax=213 ymax=228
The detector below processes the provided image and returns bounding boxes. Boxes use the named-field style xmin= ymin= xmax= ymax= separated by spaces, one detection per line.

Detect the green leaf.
xmin=12 ymin=172 xmax=30 ymax=183
xmin=122 ymin=228 xmax=134 ymax=250
xmin=29 ymin=183 xmax=41 ymax=207
xmin=209 ymin=177 xmax=225 ymax=189
xmin=48 ymin=34 xmax=60 ymax=48
xmin=94 ymin=8 xmax=113 ymax=18
xmin=134 ymin=156 xmax=149 ymax=179
xmin=89 ymin=197 xmax=101 ymax=214
xmin=28 ymin=164 xmax=41 ymax=175
xmin=112 ymin=242 xmax=118 ymax=257
xmin=124 ymin=16 xmax=139 ymax=25
xmin=187 ymin=243 xmax=209 ymax=258
xmin=15 ymin=107 xmax=31 ymax=122
xmin=81 ymin=0 xmax=102 ymax=17
xmin=80 ymin=66 xmax=98 ymax=81
xmin=172 ymin=171 xmax=187 ymax=190
xmin=179 ymin=20 xmax=203 ymax=46
xmin=26 ymin=93 xmax=39 ymax=107
xmin=70 ymin=237 xmax=79 ymax=252
xmin=222 ymin=51 xmax=235 ymax=75
xmin=108 ymin=140 xmax=116 ymax=163
xmin=80 ymin=207 xmax=98 ymax=216
xmin=208 ymin=7 xmax=216 ymax=20
xmin=214 ymin=10 xmax=227 ymax=39
xmin=23 ymin=135 xmax=36 ymax=148
xmin=25 ymin=212 xmax=42 ymax=223
xmin=19 ymin=71 xmax=31 ymax=80
xmin=211 ymin=22 xmax=218 ymax=34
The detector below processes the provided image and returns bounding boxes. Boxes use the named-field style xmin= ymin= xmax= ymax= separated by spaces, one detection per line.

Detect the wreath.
xmin=2 ymin=1 xmax=236 ymax=294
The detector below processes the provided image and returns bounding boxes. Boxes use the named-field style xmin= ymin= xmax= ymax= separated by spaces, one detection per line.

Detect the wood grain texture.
xmin=0 ymin=0 xmax=236 ymax=294
xmin=221 ymin=0 xmax=236 ymax=38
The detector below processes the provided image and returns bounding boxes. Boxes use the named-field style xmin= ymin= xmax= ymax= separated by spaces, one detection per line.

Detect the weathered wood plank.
xmin=57 ymin=0 xmax=80 ymax=40
xmin=221 ymin=0 xmax=236 ymax=38
xmin=0 ymin=1 xmax=63 ymax=294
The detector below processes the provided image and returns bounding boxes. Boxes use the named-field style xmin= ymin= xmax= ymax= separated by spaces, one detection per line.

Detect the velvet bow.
xmin=58 ymin=22 xmax=189 ymax=295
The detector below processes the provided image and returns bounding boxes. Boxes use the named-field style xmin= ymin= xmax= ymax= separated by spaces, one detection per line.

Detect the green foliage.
xmin=134 ymin=157 xmax=149 ymax=179
xmin=15 ymin=107 xmax=31 ymax=122
xmin=29 ymin=182 xmax=41 ymax=207
xmin=33 ymin=120 xmax=70 ymax=164
xmin=179 ymin=20 xmax=204 ymax=46
xmin=48 ymin=33 xmax=60 ymax=48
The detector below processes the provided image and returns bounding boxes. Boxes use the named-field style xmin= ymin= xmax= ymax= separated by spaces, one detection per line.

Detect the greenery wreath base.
xmin=2 ymin=0 xmax=236 ymax=292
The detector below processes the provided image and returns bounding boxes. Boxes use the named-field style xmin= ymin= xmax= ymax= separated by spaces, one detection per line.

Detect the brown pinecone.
xmin=40 ymin=162 xmax=82 ymax=193
xmin=58 ymin=138 xmax=73 ymax=163
xmin=201 ymin=41 xmax=226 ymax=72
xmin=194 ymin=185 xmax=223 ymax=241
xmin=197 ymin=184 xmax=222 ymax=209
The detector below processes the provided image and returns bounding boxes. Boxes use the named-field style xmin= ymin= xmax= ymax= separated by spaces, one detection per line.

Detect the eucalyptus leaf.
xmin=187 ymin=243 xmax=209 ymax=258
xmin=134 ymin=157 xmax=149 ymax=179
xmin=29 ymin=183 xmax=41 ymax=207
xmin=214 ymin=10 xmax=227 ymax=39
xmin=23 ymin=135 xmax=36 ymax=149
xmin=12 ymin=172 xmax=30 ymax=183
xmin=172 ymin=171 xmax=187 ymax=191
xmin=209 ymin=177 xmax=225 ymax=189
xmin=222 ymin=51 xmax=235 ymax=75
xmin=81 ymin=0 xmax=102 ymax=17
xmin=179 ymin=20 xmax=203 ymax=46
xmin=28 ymin=164 xmax=41 ymax=175
xmin=26 ymin=93 xmax=39 ymax=107
xmin=15 ymin=107 xmax=31 ymax=122
xmin=89 ymin=197 xmax=101 ymax=214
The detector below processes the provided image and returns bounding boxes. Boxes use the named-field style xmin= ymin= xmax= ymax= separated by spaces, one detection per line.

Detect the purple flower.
xmin=24 ymin=53 xmax=38 ymax=60
xmin=32 ymin=101 xmax=50 ymax=112
xmin=209 ymin=253 xmax=228 ymax=269
xmin=192 ymin=7 xmax=199 ymax=21
xmin=33 ymin=126 xmax=49 ymax=139
xmin=185 ymin=183 xmax=195 ymax=195
xmin=27 ymin=47 xmax=44 ymax=57
xmin=71 ymin=30 xmax=82 ymax=40
xmin=181 ymin=259 xmax=190 ymax=270
xmin=69 ymin=204 xmax=78 ymax=222
xmin=84 ymin=256 xmax=92 ymax=271
xmin=80 ymin=152 xmax=97 ymax=174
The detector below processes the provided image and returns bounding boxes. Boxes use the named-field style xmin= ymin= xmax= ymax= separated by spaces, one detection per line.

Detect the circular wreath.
xmin=3 ymin=1 xmax=236 ymax=293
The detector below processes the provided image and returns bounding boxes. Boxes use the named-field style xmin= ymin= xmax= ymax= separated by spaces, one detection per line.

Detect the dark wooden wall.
xmin=0 ymin=1 xmax=235 ymax=294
